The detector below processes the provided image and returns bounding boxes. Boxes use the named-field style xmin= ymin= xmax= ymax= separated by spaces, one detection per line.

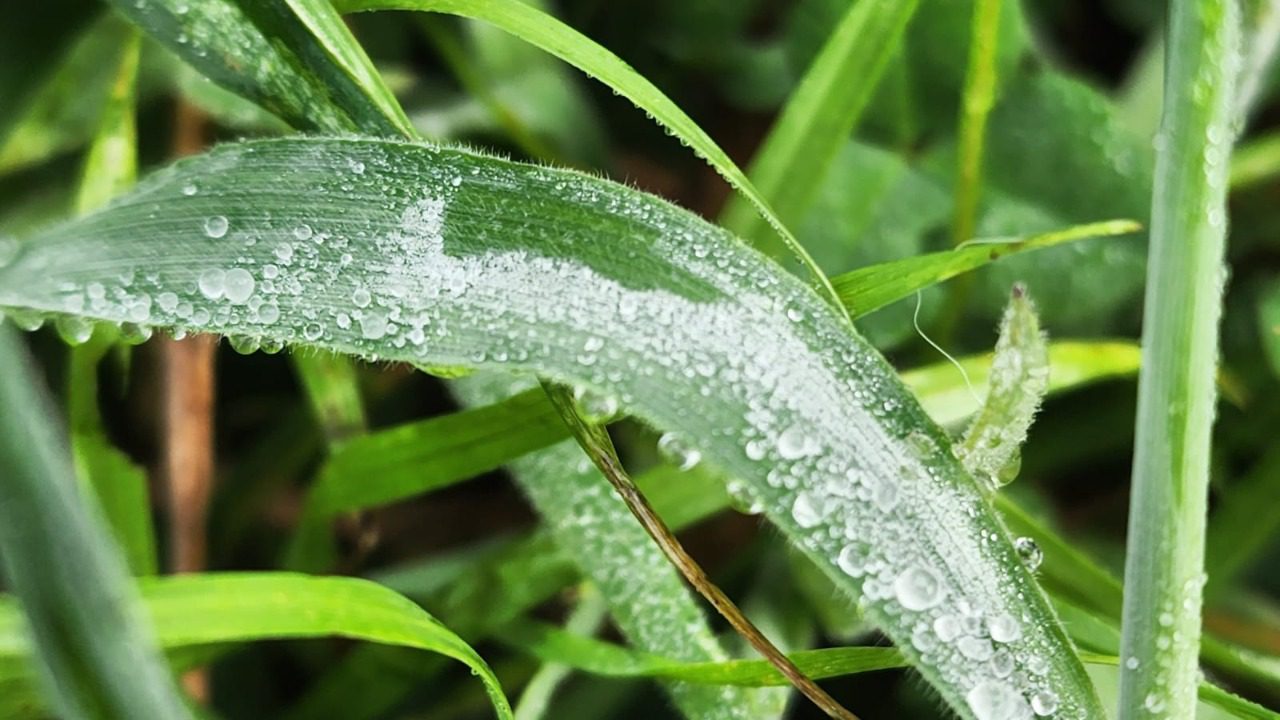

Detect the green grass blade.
xmin=333 ymin=0 xmax=841 ymax=309
xmin=106 ymin=0 xmax=401 ymax=134
xmin=0 ymin=573 xmax=512 ymax=720
xmin=60 ymin=24 xmax=158 ymax=578
xmin=1118 ymin=1 xmax=1241 ymax=717
xmin=456 ymin=375 xmax=783 ymax=720
xmin=0 ymin=136 xmax=1102 ymax=719
xmin=291 ymin=353 xmax=368 ymax=444
xmin=0 ymin=326 xmax=190 ymax=719
xmin=951 ymin=0 xmax=1005 ymax=248
xmin=718 ymin=0 xmax=920 ymax=244
xmin=832 ymin=219 xmax=1141 ymax=318
xmin=1230 ymin=130 xmax=1280 ymax=189
xmin=512 ymin=586 xmax=608 ymax=720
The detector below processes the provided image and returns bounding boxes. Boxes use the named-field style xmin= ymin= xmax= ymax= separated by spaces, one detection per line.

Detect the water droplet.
xmin=293 ymin=224 xmax=313 ymax=241
xmin=199 ymin=268 xmax=226 ymax=299
xmin=258 ymin=302 xmax=279 ymax=324
xmin=1157 ymin=611 xmax=1173 ymax=627
xmin=203 ymin=215 xmax=228 ymax=239
xmin=990 ymin=649 xmax=1014 ymax=678
xmin=744 ymin=438 xmax=767 ymax=461
xmin=958 ymin=636 xmax=994 ymax=661
xmin=55 ymin=316 xmax=94 ymax=345
xmin=303 ymin=322 xmax=324 ymax=342
xmin=791 ymin=492 xmax=824 ymax=528
xmin=360 ymin=308 xmax=388 ymax=340
xmin=870 ymin=476 xmax=900 ymax=512
xmin=988 ymin=613 xmax=1022 ymax=643
xmin=181 ymin=183 xmax=198 ymax=196
xmin=275 ymin=244 xmax=294 ymax=262
xmin=966 ymin=680 xmax=1030 ymax=720
xmin=894 ymin=564 xmax=945 ymax=611
xmin=837 ymin=542 xmax=871 ymax=577
xmin=259 ymin=337 xmax=283 ymax=354
xmin=572 ymin=386 xmax=619 ymax=424
xmin=352 ymin=287 xmax=371 ymax=308
xmin=9 ymin=309 xmax=45 ymax=331
xmin=1014 ymin=537 xmax=1043 ymax=571
xmin=223 ymin=268 xmax=255 ymax=304
xmin=157 ymin=292 xmax=179 ymax=313
xmin=776 ymin=425 xmax=815 ymax=459
xmin=118 ymin=323 xmax=152 ymax=345
xmin=657 ymin=432 xmax=700 ymax=470
xmin=1030 ymin=690 xmax=1058 ymax=716
xmin=1126 ymin=656 xmax=1140 ymax=670
xmin=1143 ymin=693 xmax=1165 ymax=713
xmin=228 ymin=335 xmax=260 ymax=355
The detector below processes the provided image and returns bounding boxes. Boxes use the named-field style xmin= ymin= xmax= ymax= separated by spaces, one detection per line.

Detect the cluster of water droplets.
xmin=0 ymin=138 xmax=1096 ymax=719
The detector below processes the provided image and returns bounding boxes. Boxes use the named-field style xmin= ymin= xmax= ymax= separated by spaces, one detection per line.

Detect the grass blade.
xmin=0 ymin=573 xmax=512 ymax=720
xmin=951 ymin=0 xmax=1005 ymax=248
xmin=0 ymin=136 xmax=1102 ymax=719
xmin=718 ymin=0 xmax=920 ymax=244
xmin=333 ymin=0 xmax=841 ymax=309
xmin=832 ymin=219 xmax=1141 ymax=318
xmin=0 ymin=326 xmax=190 ymax=719
xmin=1118 ymin=0 xmax=1241 ymax=717
xmin=291 ymin=353 xmax=368 ymax=444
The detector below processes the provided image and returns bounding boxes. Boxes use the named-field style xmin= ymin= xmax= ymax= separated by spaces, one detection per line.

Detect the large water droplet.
xmin=360 ymin=309 xmax=388 ymax=340
xmin=572 ymin=385 xmax=619 ymax=424
xmin=1014 ymin=537 xmax=1043 ymax=571
xmin=894 ymin=564 xmax=945 ymax=611
xmin=203 ymin=215 xmax=229 ymax=239
xmin=55 ymin=316 xmax=94 ymax=345
xmin=352 ymin=287 xmax=372 ymax=308
xmin=776 ymin=425 xmax=815 ymax=459
xmin=198 ymin=268 xmax=226 ymax=300
xmin=228 ymin=335 xmax=259 ymax=354
xmin=836 ymin=541 xmax=871 ymax=577
xmin=1029 ymin=690 xmax=1058 ymax=716
xmin=8 ymin=309 xmax=45 ymax=331
xmin=293 ymin=224 xmax=313 ymax=241
xmin=118 ymin=323 xmax=152 ymax=345
xmin=958 ymin=636 xmax=994 ymax=661
xmin=988 ymin=613 xmax=1022 ymax=643
xmin=657 ymin=432 xmax=700 ymax=470
xmin=966 ymin=680 xmax=1031 ymax=720
xmin=790 ymin=492 xmax=824 ymax=528
xmin=223 ymin=268 xmax=255 ymax=304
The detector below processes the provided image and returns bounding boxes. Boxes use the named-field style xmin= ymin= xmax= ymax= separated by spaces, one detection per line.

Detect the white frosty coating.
xmin=0 ymin=139 xmax=1099 ymax=719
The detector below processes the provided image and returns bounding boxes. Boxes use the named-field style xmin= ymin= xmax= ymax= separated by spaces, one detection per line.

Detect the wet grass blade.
xmin=0 ymin=326 xmax=190 ymax=719
xmin=333 ymin=0 xmax=841 ymax=308
xmin=832 ymin=219 xmax=1141 ymax=318
xmin=1118 ymin=1 xmax=1241 ymax=717
xmin=0 ymin=573 xmax=512 ymax=719
xmin=0 ymin=136 xmax=1102 ymax=719
xmin=718 ymin=0 xmax=920 ymax=245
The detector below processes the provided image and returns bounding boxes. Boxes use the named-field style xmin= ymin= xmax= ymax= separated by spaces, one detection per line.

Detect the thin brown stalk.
xmin=542 ymin=382 xmax=858 ymax=720
xmin=161 ymin=98 xmax=216 ymax=700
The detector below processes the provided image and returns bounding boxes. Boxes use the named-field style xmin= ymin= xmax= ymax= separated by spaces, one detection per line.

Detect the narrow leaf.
xmin=0 ymin=326 xmax=190 ymax=719
xmin=0 ymin=573 xmax=512 ymax=720
xmin=832 ymin=219 xmax=1141 ymax=319
xmin=0 ymin=137 xmax=1102 ymax=719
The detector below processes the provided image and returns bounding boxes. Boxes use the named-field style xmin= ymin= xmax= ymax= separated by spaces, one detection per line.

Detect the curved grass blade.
xmin=0 ymin=326 xmax=191 ymax=719
xmin=1118 ymin=0 xmax=1241 ymax=716
xmin=0 ymin=137 xmax=1102 ymax=719
xmin=292 ymin=352 xmax=368 ymax=444
xmin=0 ymin=573 xmax=512 ymax=720
xmin=718 ymin=0 xmax=920 ymax=245
xmin=832 ymin=219 xmax=1141 ymax=318
xmin=106 ymin=0 xmax=406 ymax=135
xmin=333 ymin=0 xmax=840 ymax=309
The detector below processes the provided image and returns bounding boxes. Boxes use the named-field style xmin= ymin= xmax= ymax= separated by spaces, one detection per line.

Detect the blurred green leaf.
xmin=0 ymin=573 xmax=512 ymax=719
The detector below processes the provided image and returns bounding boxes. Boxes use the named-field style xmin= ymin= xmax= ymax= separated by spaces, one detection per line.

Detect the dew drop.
xmin=990 ymin=649 xmax=1015 ymax=678
xmin=790 ymin=492 xmax=824 ymax=528
xmin=259 ymin=337 xmax=283 ymax=354
xmin=1014 ymin=537 xmax=1043 ymax=571
xmin=181 ymin=183 xmax=198 ymax=196
xmin=198 ymin=268 xmax=226 ymax=300
xmin=352 ymin=287 xmax=372 ymax=308
xmin=966 ymin=680 xmax=1031 ymax=720
xmin=894 ymin=564 xmax=945 ymax=611
xmin=572 ymin=385 xmax=619 ymax=424
xmin=988 ymin=613 xmax=1022 ymax=643
xmin=257 ymin=302 xmax=279 ymax=324
xmin=223 ymin=268 xmax=255 ymax=304
xmin=1126 ymin=656 xmax=1140 ymax=670
xmin=293 ymin=224 xmax=313 ymax=241
xmin=1143 ymin=693 xmax=1165 ymax=713
xmin=9 ymin=309 xmax=45 ymax=331
xmin=776 ymin=425 xmax=815 ymax=459
xmin=657 ymin=432 xmax=700 ymax=470
xmin=118 ymin=323 xmax=152 ymax=345
xmin=836 ymin=542 xmax=871 ymax=577
xmin=1030 ymin=690 xmax=1058 ymax=716
xmin=203 ymin=215 xmax=229 ymax=239
xmin=157 ymin=292 xmax=179 ymax=313
xmin=744 ymin=438 xmax=767 ymax=461
xmin=958 ymin=636 xmax=994 ymax=661
xmin=302 ymin=322 xmax=324 ymax=342
xmin=275 ymin=244 xmax=294 ymax=262
xmin=228 ymin=335 xmax=259 ymax=355
xmin=55 ymin=316 xmax=94 ymax=345
xmin=360 ymin=308 xmax=388 ymax=340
